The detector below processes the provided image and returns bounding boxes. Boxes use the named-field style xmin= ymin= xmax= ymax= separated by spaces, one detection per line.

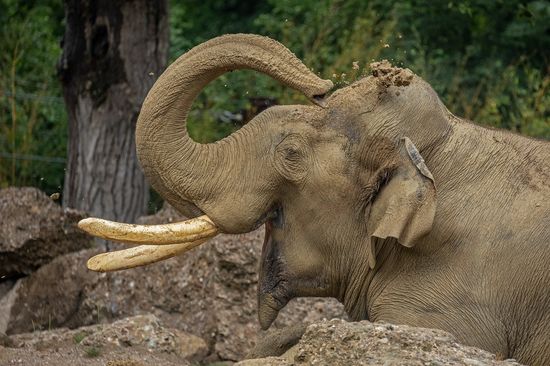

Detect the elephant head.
xmin=80 ymin=34 xmax=451 ymax=328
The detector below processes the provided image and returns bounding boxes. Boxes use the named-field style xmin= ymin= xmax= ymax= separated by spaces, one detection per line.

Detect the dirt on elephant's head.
xmin=370 ymin=60 xmax=415 ymax=90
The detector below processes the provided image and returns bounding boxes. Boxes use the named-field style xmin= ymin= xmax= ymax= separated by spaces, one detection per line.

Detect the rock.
xmin=0 ymin=249 xmax=100 ymax=334
xmin=0 ymin=187 xmax=91 ymax=278
xmin=77 ymin=314 xmax=207 ymax=361
xmin=134 ymin=202 xmax=183 ymax=224
xmin=0 ymin=332 xmax=14 ymax=347
xmin=0 ymin=317 xmax=526 ymax=366
xmin=173 ymin=329 xmax=209 ymax=362
xmin=237 ymin=319 xmax=524 ymax=366
xmin=0 ymin=314 xmax=197 ymax=366
xmin=0 ymin=280 xmax=21 ymax=333
xmin=238 ymin=357 xmax=291 ymax=366
xmin=0 ymin=279 xmax=16 ymax=299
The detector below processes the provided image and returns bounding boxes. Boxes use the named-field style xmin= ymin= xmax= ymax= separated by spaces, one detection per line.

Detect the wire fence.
xmin=2 ymin=89 xmax=64 ymax=104
xmin=0 ymin=152 xmax=66 ymax=164
xmin=0 ymin=87 xmax=67 ymax=170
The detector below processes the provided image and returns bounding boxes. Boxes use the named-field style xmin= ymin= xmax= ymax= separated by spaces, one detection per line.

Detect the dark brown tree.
xmin=58 ymin=0 xmax=168 ymax=223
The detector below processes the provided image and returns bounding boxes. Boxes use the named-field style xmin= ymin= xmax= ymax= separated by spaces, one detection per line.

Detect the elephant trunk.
xmin=135 ymin=34 xmax=333 ymax=232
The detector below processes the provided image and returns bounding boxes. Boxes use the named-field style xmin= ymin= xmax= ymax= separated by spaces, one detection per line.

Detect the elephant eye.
xmin=274 ymin=134 xmax=311 ymax=182
xmin=284 ymin=147 xmax=301 ymax=162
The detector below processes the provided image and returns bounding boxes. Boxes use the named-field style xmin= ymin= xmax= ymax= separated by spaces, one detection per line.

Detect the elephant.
xmin=79 ymin=34 xmax=550 ymax=365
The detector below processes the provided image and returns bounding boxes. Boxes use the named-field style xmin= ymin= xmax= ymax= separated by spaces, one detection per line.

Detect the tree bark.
xmin=58 ymin=0 xmax=168 ymax=223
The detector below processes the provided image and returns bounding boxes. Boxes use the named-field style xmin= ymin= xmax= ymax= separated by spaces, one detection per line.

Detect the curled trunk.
xmin=136 ymin=34 xmax=332 ymax=232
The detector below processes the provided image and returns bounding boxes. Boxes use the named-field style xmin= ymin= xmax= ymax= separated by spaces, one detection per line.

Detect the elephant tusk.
xmin=86 ymin=238 xmax=210 ymax=272
xmin=77 ymin=215 xmax=219 ymax=245
xmin=79 ymin=215 xmax=220 ymax=271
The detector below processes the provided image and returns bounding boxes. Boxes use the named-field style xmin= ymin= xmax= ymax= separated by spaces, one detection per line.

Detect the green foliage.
xmin=171 ymin=0 xmax=549 ymax=140
xmin=169 ymin=0 xmax=271 ymax=55
xmin=1 ymin=1 xmax=548 ymax=192
xmin=170 ymin=1 xmax=279 ymax=142
xmin=84 ymin=346 xmax=101 ymax=358
xmin=0 ymin=0 xmax=66 ymax=193
xmin=73 ymin=332 xmax=87 ymax=344
xmin=389 ymin=0 xmax=550 ymax=138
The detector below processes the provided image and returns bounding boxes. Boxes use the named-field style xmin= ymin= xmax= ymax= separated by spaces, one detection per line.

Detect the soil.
xmin=370 ymin=59 xmax=415 ymax=92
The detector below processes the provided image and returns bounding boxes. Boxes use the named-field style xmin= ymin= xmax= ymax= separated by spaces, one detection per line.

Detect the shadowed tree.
xmin=58 ymin=0 xmax=168 ymax=225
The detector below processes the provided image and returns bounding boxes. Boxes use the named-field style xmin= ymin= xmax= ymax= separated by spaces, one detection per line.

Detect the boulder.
xmin=0 ymin=187 xmax=91 ymax=278
xmin=0 ymin=278 xmax=15 ymax=299
xmin=0 ymin=249 xmax=99 ymax=334
xmin=0 ymin=314 xmax=204 ymax=366
xmin=237 ymin=319 xmax=523 ymax=366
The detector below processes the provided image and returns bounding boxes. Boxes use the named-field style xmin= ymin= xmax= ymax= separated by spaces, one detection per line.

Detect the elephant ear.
xmin=366 ymin=137 xmax=436 ymax=269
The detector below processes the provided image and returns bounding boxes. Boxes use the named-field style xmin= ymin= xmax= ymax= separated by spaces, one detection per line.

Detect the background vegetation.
xmin=0 ymin=0 xmax=65 ymax=192
xmin=1 ymin=0 xmax=549 ymax=194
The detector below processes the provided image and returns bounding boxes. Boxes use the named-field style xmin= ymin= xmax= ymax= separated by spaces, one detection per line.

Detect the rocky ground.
xmin=0 ymin=314 xmax=205 ymax=366
xmin=0 ymin=187 xmax=525 ymax=365
xmin=238 ymin=320 xmax=522 ymax=366
xmin=0 ymin=316 xmax=522 ymax=366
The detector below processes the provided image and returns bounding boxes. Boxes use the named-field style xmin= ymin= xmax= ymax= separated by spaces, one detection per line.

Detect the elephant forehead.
xmin=327 ymin=79 xmax=377 ymax=111
xmin=325 ymin=62 xmax=433 ymax=115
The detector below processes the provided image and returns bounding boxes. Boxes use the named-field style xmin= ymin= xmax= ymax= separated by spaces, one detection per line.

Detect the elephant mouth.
xmin=257 ymin=204 xmax=332 ymax=329
xmin=257 ymin=216 xmax=294 ymax=329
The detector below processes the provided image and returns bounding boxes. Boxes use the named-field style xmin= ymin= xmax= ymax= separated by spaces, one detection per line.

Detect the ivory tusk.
xmin=78 ymin=215 xmax=219 ymax=245
xmin=86 ymin=238 xmax=209 ymax=272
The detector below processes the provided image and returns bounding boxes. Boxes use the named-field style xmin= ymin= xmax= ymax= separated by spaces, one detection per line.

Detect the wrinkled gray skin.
xmin=135 ymin=34 xmax=550 ymax=365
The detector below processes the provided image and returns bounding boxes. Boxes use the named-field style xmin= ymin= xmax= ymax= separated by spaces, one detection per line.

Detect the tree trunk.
xmin=58 ymin=0 xmax=168 ymax=224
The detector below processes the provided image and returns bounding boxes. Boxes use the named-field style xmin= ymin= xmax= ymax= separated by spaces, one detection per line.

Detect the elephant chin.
xmin=257 ymin=220 xmax=293 ymax=330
